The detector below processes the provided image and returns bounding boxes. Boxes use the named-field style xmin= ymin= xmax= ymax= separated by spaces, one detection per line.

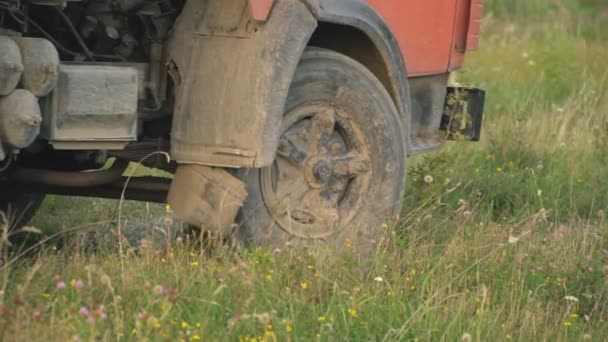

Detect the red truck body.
xmin=250 ymin=0 xmax=483 ymax=76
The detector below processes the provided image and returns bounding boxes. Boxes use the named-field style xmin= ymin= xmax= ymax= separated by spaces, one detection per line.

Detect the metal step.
xmin=409 ymin=136 xmax=442 ymax=156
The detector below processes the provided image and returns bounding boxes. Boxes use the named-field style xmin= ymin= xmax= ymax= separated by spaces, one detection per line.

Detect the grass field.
xmin=2 ymin=0 xmax=608 ymax=340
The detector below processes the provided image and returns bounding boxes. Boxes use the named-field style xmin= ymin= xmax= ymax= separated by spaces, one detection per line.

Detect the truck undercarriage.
xmin=0 ymin=0 xmax=485 ymax=251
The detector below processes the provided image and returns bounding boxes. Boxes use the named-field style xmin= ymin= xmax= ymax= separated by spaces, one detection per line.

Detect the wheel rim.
xmin=260 ymin=102 xmax=372 ymax=239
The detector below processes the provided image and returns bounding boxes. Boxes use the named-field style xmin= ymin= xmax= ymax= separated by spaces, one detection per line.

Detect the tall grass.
xmin=1 ymin=1 xmax=607 ymax=341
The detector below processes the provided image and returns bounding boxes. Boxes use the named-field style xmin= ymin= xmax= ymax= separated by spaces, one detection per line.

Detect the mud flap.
xmin=167 ymin=165 xmax=248 ymax=231
xmin=440 ymin=87 xmax=486 ymax=141
xmin=167 ymin=0 xmax=317 ymax=168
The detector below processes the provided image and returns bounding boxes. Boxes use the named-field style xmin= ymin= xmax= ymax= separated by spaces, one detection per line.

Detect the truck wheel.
xmin=0 ymin=193 xmax=45 ymax=231
xmin=236 ymin=48 xmax=407 ymax=254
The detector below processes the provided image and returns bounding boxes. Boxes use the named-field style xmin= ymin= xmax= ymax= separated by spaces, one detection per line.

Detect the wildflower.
xmin=79 ymin=306 xmax=90 ymax=318
xmin=42 ymin=292 xmax=51 ymax=299
xmin=410 ymin=285 xmax=416 ymax=291
xmin=153 ymin=285 xmax=164 ymax=295
xmin=70 ymin=279 xmax=76 ymax=287
xmin=153 ymin=322 xmax=161 ymax=329
xmin=564 ymin=295 xmax=579 ymax=302
xmin=161 ymin=258 xmax=167 ymax=263
xmin=285 ymin=325 xmax=293 ymax=333
xmin=563 ymin=321 xmax=572 ymax=327
xmin=181 ymin=321 xmax=189 ymax=329
xmin=423 ymin=175 xmax=434 ymax=184
xmin=496 ymin=167 xmax=503 ymax=173
xmin=191 ymin=261 xmax=200 ymax=267
xmin=300 ymin=282 xmax=308 ymax=289
xmin=374 ymin=276 xmax=384 ymax=282
xmin=345 ymin=239 xmax=352 ymax=249
xmin=74 ymin=279 xmax=84 ymax=290
xmin=461 ymin=333 xmax=472 ymax=342
xmin=191 ymin=335 xmax=202 ymax=341
xmin=347 ymin=308 xmax=358 ymax=318
xmin=190 ymin=251 xmax=197 ymax=257
xmin=265 ymin=274 xmax=273 ymax=281
xmin=318 ymin=316 xmax=326 ymax=322
xmin=570 ymin=313 xmax=578 ymax=319
xmin=272 ymin=247 xmax=282 ymax=254
xmin=31 ymin=310 xmax=43 ymax=321
xmin=165 ymin=204 xmax=171 ymax=213
xmin=307 ymin=265 xmax=314 ymax=270
xmin=57 ymin=281 xmax=67 ymax=289
xmin=508 ymin=236 xmax=519 ymax=244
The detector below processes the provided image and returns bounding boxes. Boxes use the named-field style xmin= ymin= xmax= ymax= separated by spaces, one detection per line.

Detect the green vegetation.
xmin=1 ymin=0 xmax=607 ymax=340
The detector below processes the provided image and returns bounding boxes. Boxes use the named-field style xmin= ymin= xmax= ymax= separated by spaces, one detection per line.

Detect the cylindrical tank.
xmin=0 ymin=89 xmax=42 ymax=149
xmin=0 ymin=36 xmax=23 ymax=96
xmin=13 ymin=37 xmax=60 ymax=97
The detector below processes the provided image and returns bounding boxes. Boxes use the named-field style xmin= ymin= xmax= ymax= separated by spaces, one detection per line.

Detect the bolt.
xmin=313 ymin=160 xmax=332 ymax=183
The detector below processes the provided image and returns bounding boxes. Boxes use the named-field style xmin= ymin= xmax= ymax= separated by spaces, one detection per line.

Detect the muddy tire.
xmin=236 ymin=48 xmax=407 ymax=254
xmin=0 ymin=193 xmax=44 ymax=231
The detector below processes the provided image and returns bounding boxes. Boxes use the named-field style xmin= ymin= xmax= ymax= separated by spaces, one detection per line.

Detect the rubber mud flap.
xmin=167 ymin=165 xmax=247 ymax=232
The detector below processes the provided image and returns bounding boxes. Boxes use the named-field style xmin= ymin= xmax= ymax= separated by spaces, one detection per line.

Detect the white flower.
xmin=424 ymin=175 xmax=434 ymax=184
xmin=374 ymin=276 xmax=384 ymax=282
xmin=564 ymin=295 xmax=579 ymax=302
xmin=508 ymin=236 xmax=519 ymax=244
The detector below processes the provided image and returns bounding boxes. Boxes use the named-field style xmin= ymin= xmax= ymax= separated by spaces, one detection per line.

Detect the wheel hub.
xmin=260 ymin=103 xmax=372 ymax=239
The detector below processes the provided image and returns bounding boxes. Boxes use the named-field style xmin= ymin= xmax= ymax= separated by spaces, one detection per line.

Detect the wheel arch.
xmin=308 ymin=0 xmax=412 ymax=145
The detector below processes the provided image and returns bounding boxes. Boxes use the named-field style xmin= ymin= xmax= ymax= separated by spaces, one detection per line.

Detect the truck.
xmin=0 ymin=0 xmax=485 ymax=250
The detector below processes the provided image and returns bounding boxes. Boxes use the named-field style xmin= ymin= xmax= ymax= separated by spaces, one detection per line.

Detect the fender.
xmin=168 ymin=0 xmax=410 ymax=168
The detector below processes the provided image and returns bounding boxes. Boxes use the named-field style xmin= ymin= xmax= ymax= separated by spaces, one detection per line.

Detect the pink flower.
xmin=273 ymin=248 xmax=282 ymax=255
xmin=56 ymin=281 xmax=66 ymax=289
xmin=162 ymin=288 xmax=169 ymax=296
xmin=79 ymin=306 xmax=90 ymax=317
xmin=74 ymin=279 xmax=85 ymax=289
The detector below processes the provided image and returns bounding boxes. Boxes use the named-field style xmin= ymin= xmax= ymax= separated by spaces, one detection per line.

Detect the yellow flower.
xmin=191 ymin=261 xmax=200 ymax=267
xmin=570 ymin=313 xmax=578 ymax=319
xmin=387 ymin=291 xmax=394 ymax=297
xmin=563 ymin=321 xmax=572 ymax=327
xmin=161 ymin=258 xmax=167 ymax=263
xmin=42 ymin=292 xmax=51 ymax=299
xmin=307 ymin=265 xmax=314 ymax=270
xmin=190 ymin=335 xmax=202 ymax=341
xmin=496 ymin=167 xmax=503 ymax=173
xmin=154 ymin=322 xmax=161 ymax=329
xmin=300 ymin=282 xmax=308 ymax=290
xmin=190 ymin=251 xmax=197 ymax=257
xmin=318 ymin=316 xmax=326 ymax=322
xmin=347 ymin=308 xmax=358 ymax=318
xmin=196 ymin=322 xmax=202 ymax=328
xmin=181 ymin=321 xmax=189 ymax=329
xmin=265 ymin=274 xmax=273 ymax=281
xmin=69 ymin=279 xmax=76 ymax=287
xmin=285 ymin=325 xmax=293 ymax=333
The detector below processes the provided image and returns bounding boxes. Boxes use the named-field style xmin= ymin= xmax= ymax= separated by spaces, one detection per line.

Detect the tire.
xmin=0 ymin=192 xmax=45 ymax=231
xmin=236 ymin=48 xmax=407 ymax=254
